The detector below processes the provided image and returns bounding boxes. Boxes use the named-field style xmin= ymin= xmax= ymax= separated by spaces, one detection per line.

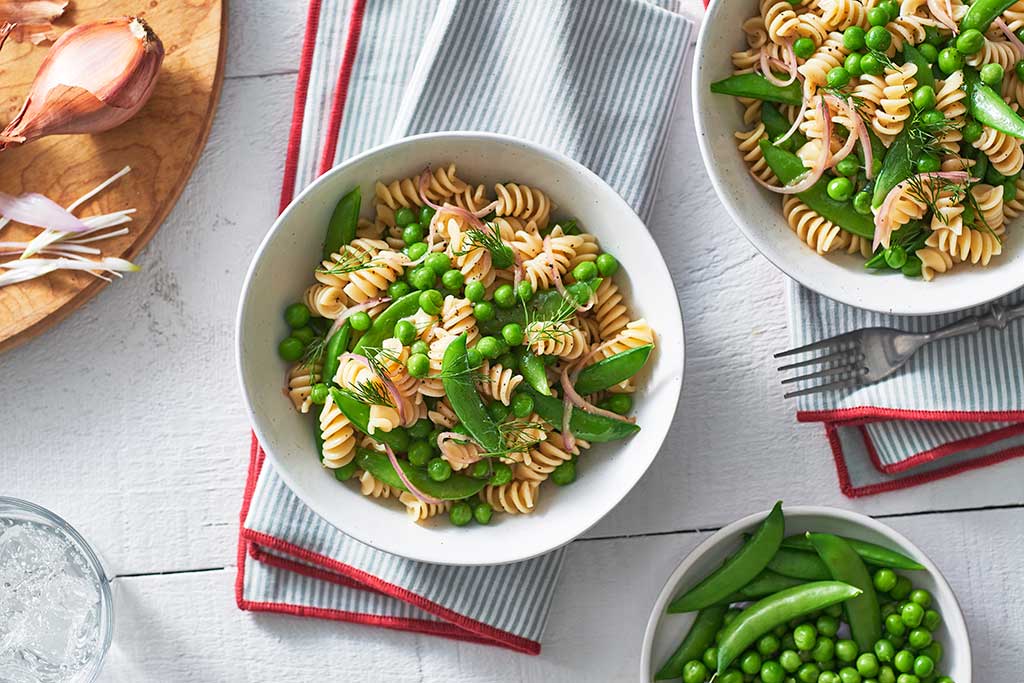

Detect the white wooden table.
xmin=4 ymin=2 xmax=1023 ymax=680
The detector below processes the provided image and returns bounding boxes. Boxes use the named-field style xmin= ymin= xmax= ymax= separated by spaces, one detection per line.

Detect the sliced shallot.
xmin=753 ymin=98 xmax=831 ymax=194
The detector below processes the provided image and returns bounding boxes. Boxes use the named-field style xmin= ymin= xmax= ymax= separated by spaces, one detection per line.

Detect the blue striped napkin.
xmin=237 ymin=0 xmax=693 ymax=653
xmin=791 ymin=284 xmax=1024 ymax=496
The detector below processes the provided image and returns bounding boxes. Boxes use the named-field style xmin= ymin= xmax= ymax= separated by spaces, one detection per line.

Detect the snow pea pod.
xmin=323 ymin=186 xmax=360 ymax=259
xmin=654 ymin=605 xmax=728 ymax=681
xmin=872 ymin=127 xmax=919 ymax=208
xmin=710 ymin=73 xmax=804 ymax=106
xmin=808 ymin=533 xmax=882 ymax=652
xmin=766 ymin=546 xmax=832 ymax=580
xmin=965 ymin=68 xmax=1024 ymax=139
xmin=328 ymin=387 xmax=408 ymax=452
xmin=716 ymin=581 xmax=862 ymax=673
xmin=525 ymin=388 xmax=640 ymax=443
xmin=353 ymin=292 xmax=422 ymax=352
xmin=718 ymin=570 xmax=805 ymax=605
xmin=516 ymin=348 xmax=551 ymax=396
xmin=321 ymin=321 xmax=352 ymax=386
xmin=761 ymin=102 xmax=807 ymax=149
xmin=668 ymin=502 xmax=784 ymax=613
xmin=441 ymin=333 xmax=502 ymax=453
xmin=573 ymin=345 xmax=653 ymax=395
xmin=760 ymin=141 xmax=876 ymax=238
xmin=355 ymin=447 xmax=485 ymax=500
xmin=780 ymin=534 xmax=925 ymax=570
xmin=961 ymin=0 xmax=1018 ymax=32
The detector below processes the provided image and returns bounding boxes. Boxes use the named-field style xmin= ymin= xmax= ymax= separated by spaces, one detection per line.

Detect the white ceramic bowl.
xmin=693 ymin=2 xmax=1024 ymax=316
xmin=237 ymin=132 xmax=684 ymax=566
xmin=641 ymin=506 xmax=971 ymax=682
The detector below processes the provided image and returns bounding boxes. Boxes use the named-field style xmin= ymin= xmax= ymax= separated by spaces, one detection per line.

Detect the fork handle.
xmin=924 ymin=300 xmax=1024 ymax=342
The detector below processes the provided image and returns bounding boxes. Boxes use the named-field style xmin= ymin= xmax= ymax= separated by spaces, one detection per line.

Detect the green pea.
xmin=475 ymin=336 xmax=500 ymax=359
xmin=419 ymin=206 xmax=435 ymax=226
xmin=884 ymin=245 xmax=907 ymax=269
xmin=739 ymin=651 xmax=762 ymax=675
xmin=394 ymin=207 xmax=416 ymax=227
xmin=839 ymin=667 xmax=862 ymax=683
xmin=493 ymin=283 xmax=516 ymax=309
xmin=900 ymin=602 xmax=924 ymax=628
xmin=922 ymin=609 xmax=941 ymax=632
xmin=291 ymin=326 xmax=316 ymax=345
xmin=881 ymin=0 xmax=898 ymax=19
xmin=410 ymin=340 xmax=429 ymax=356
xmin=571 ymin=260 xmax=599 ymax=282
xmin=719 ymin=671 xmax=743 ymax=683
xmin=875 ymin=639 xmax=895 ymax=662
xmin=595 ymin=252 xmax=619 ymax=277
xmin=794 ymin=36 xmax=816 ymax=59
xmin=907 ymin=589 xmax=931 ymax=609
xmin=780 ymin=650 xmax=802 ymax=673
xmin=409 ymin=419 xmax=432 ymax=439
xmin=427 ymin=457 xmax=452 ymax=482
xmin=464 ymin=280 xmax=485 ymax=302
xmin=918 ymin=42 xmax=938 ymax=64
xmin=388 ymin=280 xmax=412 ymax=299
xmin=857 ymin=653 xmax=880 ymax=677
xmin=682 ymin=660 xmax=708 ymax=683
xmin=937 ymin=47 xmax=963 ymax=75
xmin=473 ymin=301 xmax=495 ymax=322
xmin=813 ymin=614 xmax=838 ymax=638
xmin=827 ymin=66 xmax=852 ymax=88
xmin=835 ymin=639 xmax=858 ymax=663
xmin=797 ymin=663 xmax=821 ymax=683
xmin=487 ymin=400 xmax=510 ymax=422
xmin=600 ymin=393 xmax=633 ymax=415
xmin=811 ymin=636 xmax=835 ymax=663
xmin=409 ymin=265 xmax=436 ymax=291
xmin=344 ymin=311 xmax=368 ymax=332
xmin=510 ymin=392 xmax=534 ymax=418
xmin=469 ymin=460 xmax=490 ymax=479
xmin=959 ymin=119 xmax=982 ymax=145
xmin=827 ymin=177 xmax=854 ymax=201
xmin=466 ymin=348 xmax=483 ymax=368
xmin=867 ymin=6 xmax=889 ymax=26
xmin=310 ymin=383 xmax=328 ymax=405
xmin=1017 ymin=59 xmax=1024 ymax=81
xmin=516 ymin=279 xmax=535 ymax=301
xmin=893 ymin=650 xmax=914 ymax=673
xmin=853 ymin=191 xmax=873 ymax=215
xmin=879 ymin=666 xmax=897 ymax=683
xmin=860 ymin=52 xmax=884 ymax=76
xmin=981 ymin=62 xmax=1004 ymax=87
xmin=866 ymin=26 xmax=892 ymax=51
xmin=906 ymin=628 xmax=931 ymax=649
xmin=912 ymin=85 xmax=935 ymax=110
xmin=920 ymin=108 xmax=946 ymax=128
xmin=278 ymin=337 xmax=304 ymax=361
xmin=489 ymin=462 xmax=513 ymax=486
xmin=756 ymin=634 xmax=780 ymax=657
xmin=912 ymin=656 xmax=934 ymax=678
xmin=403 ymin=223 xmax=425 ymax=246
xmin=393 ymin=320 xmax=416 ymax=346
xmin=761 ymin=660 xmax=785 ymax=683
xmin=424 ymin=252 xmax=451 ymax=276
xmin=885 ymin=613 xmax=907 ymax=637
xmin=404 ymin=241 xmax=428 ymax=262
xmin=449 ymin=501 xmax=472 ymax=526
xmin=890 ymin=576 xmax=912 ymax=600
xmin=386 ymin=427 xmax=411 ymax=452
xmin=955 ymin=28 xmax=984 ymax=55
xmin=793 ymin=624 xmax=817 ymax=651
xmin=441 ymin=268 xmax=464 ymax=292
xmin=406 ymin=352 xmax=430 ymax=378
xmin=284 ymin=302 xmax=311 ymax=329
xmin=844 ymin=26 xmax=866 ymax=50
xmin=418 ymin=289 xmax=443 ymax=316
xmin=550 ymin=459 xmax=576 ymax=486
xmin=473 ymin=500 xmax=493 ymax=524
xmin=408 ymin=440 xmax=434 ymax=466
xmin=500 ymin=323 xmax=523 ymax=347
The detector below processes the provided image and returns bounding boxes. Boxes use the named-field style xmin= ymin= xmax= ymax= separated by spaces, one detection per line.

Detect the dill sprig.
xmin=963 ymin=186 xmax=1002 ymax=242
xmin=477 ymin=418 xmax=547 ymax=458
xmin=524 ymin=294 xmax=578 ymax=346
xmin=300 ymin=335 xmax=327 ymax=381
xmin=458 ymin=222 xmax=515 ymax=269
xmin=904 ymin=173 xmax=967 ymax=221
xmin=317 ymin=246 xmax=378 ymax=275
xmin=340 ymin=378 xmax=394 ymax=408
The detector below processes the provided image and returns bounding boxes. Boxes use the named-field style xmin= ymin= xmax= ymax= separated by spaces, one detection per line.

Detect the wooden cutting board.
xmin=0 ymin=0 xmax=226 ymax=353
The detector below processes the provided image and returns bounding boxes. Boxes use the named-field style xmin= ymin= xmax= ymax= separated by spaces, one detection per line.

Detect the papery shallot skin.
xmin=0 ymin=17 xmax=164 ymax=149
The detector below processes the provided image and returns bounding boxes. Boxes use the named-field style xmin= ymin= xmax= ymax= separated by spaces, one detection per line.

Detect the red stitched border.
xmin=862 ymin=422 xmax=1024 ymax=475
xmin=798 ymin=406 xmax=1024 ymax=424
xmin=317 ymin=0 xmax=368 ymax=177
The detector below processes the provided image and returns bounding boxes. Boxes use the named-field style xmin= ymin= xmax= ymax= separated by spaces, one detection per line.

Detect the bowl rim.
xmin=235 ymin=130 xmax=686 ymax=565
xmin=639 ymin=505 xmax=973 ymax=681
xmin=692 ymin=2 xmax=1023 ymax=317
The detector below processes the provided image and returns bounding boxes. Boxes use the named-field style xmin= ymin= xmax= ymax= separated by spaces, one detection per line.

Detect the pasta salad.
xmin=276 ymin=164 xmax=655 ymax=527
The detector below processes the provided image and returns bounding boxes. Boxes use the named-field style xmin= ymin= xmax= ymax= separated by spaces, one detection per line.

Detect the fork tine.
xmin=783 ymin=377 xmax=860 ymax=399
xmin=780 ymin=363 xmax=861 ymax=385
xmin=777 ymin=349 xmax=857 ymax=372
xmin=774 ymin=333 xmax=855 ymax=359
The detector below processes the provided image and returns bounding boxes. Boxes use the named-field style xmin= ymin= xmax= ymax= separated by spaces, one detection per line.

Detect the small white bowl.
xmin=693 ymin=1 xmax=1024 ymax=316
xmin=641 ymin=506 xmax=971 ymax=682
xmin=236 ymin=132 xmax=685 ymax=566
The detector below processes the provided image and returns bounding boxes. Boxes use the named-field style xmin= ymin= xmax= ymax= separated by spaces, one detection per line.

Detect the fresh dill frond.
xmin=963 ymin=185 xmax=1002 ymax=242
xmin=458 ymin=222 xmax=515 ymax=269
xmin=340 ymin=378 xmax=395 ymax=408
xmin=904 ymin=173 xmax=967 ymax=222
xmin=300 ymin=335 xmax=327 ymax=380
xmin=477 ymin=418 xmax=546 ymax=458
xmin=317 ymin=246 xmax=378 ymax=275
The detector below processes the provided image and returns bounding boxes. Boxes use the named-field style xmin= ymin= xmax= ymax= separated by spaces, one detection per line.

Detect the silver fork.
xmin=775 ymin=301 xmax=1024 ymax=399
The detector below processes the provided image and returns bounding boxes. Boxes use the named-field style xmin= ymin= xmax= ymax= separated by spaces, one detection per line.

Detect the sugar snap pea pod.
xmin=321 ymin=321 xmax=352 ymax=386
xmin=323 ymin=187 xmax=361 ymax=259
xmin=780 ymin=534 xmax=925 ymax=570
xmin=441 ymin=334 xmax=502 ymax=452
xmin=807 ymin=533 xmax=882 ymax=652
xmin=525 ymin=388 xmax=640 ymax=443
xmin=710 ymin=73 xmax=803 ymax=106
xmin=573 ymin=345 xmax=653 ymax=395
xmin=871 ymin=127 xmax=920 ymax=208
xmin=965 ymin=68 xmax=1024 ymax=139
xmin=901 ymin=44 xmax=933 ymax=89
xmin=668 ymin=502 xmax=784 ymax=613
xmin=328 ymin=387 xmax=408 ymax=452
xmin=727 ymin=570 xmax=805 ymax=602
xmin=760 ymin=142 xmax=875 ymax=238
xmin=356 ymin=447 xmax=485 ymax=500
xmin=961 ymin=0 xmax=1018 ymax=32
xmin=761 ymin=102 xmax=807 ymax=149
xmin=352 ymin=292 xmax=422 ymax=352
xmin=654 ymin=605 xmax=728 ymax=681
xmin=766 ymin=547 xmax=832 ymax=580
xmin=716 ymin=581 xmax=862 ymax=673
xmin=516 ymin=348 xmax=551 ymax=396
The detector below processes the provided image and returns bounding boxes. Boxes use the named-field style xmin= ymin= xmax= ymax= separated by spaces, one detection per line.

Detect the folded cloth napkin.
xmin=790 ymin=284 xmax=1024 ymax=497
xmin=236 ymin=0 xmax=694 ymax=653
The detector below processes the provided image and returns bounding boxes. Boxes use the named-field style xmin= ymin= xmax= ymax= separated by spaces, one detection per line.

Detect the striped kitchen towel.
xmin=790 ymin=284 xmax=1024 ymax=497
xmin=236 ymin=0 xmax=693 ymax=653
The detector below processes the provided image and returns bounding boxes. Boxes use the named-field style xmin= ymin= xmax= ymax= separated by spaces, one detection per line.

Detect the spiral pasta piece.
xmin=761 ymin=0 xmax=802 ymax=43
xmin=916 ymin=246 xmax=954 ymax=280
xmin=736 ymin=123 xmax=776 ymax=183
xmin=1004 ymin=0 xmax=1024 ymax=31
xmin=446 ymin=218 xmax=496 ymax=288
xmin=525 ymin=320 xmax=588 ymax=360
xmin=783 ymin=196 xmax=848 ymax=254
xmin=798 ymin=32 xmax=849 ymax=94
xmin=419 ymin=163 xmax=468 ymax=201
xmin=819 ymin=0 xmax=867 ymax=30
xmin=933 ymin=71 xmax=967 ymax=153
xmin=514 ymin=431 xmax=580 ymax=483
xmin=480 ymin=480 xmax=540 ymax=514
xmin=319 ymin=392 xmax=357 ymax=469
xmin=926 ymin=226 xmax=1003 ymax=265
xmin=521 ymin=227 xmax=582 ymax=291
xmin=966 ymin=39 xmax=1019 ymax=71
xmin=493 ymin=183 xmax=552 ymax=228
xmin=477 ymin=360 xmax=523 ymax=405
xmin=886 ymin=13 xmax=933 ymax=50
xmin=304 ymin=283 xmax=348 ymax=319
xmin=592 ymin=277 xmax=630 ymax=341
xmin=287 ymin=361 xmax=320 ymax=414
xmin=1003 ymin=177 xmax=1024 ymax=218
xmin=438 ymin=435 xmax=481 ymax=471
xmin=743 ymin=15 xmax=769 ymax=48
xmin=440 ymin=295 xmax=479 ymax=344
xmin=568 ymin=233 xmax=600 ymax=270
xmin=400 ymin=492 xmax=451 ymax=522
xmin=359 ymin=470 xmax=399 ymax=499
xmin=852 ymin=73 xmax=886 ymax=118
xmin=972 ymin=184 xmax=1006 ymax=234
xmin=450 ymin=184 xmax=491 ymax=213
xmin=973 ymin=126 xmax=1024 ymax=177
xmin=872 ymin=63 xmax=917 ymax=142
xmin=316 ymin=238 xmax=390 ymax=289
xmin=930 ymin=189 xmax=965 ymax=235
xmin=343 ymin=250 xmax=408 ymax=304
